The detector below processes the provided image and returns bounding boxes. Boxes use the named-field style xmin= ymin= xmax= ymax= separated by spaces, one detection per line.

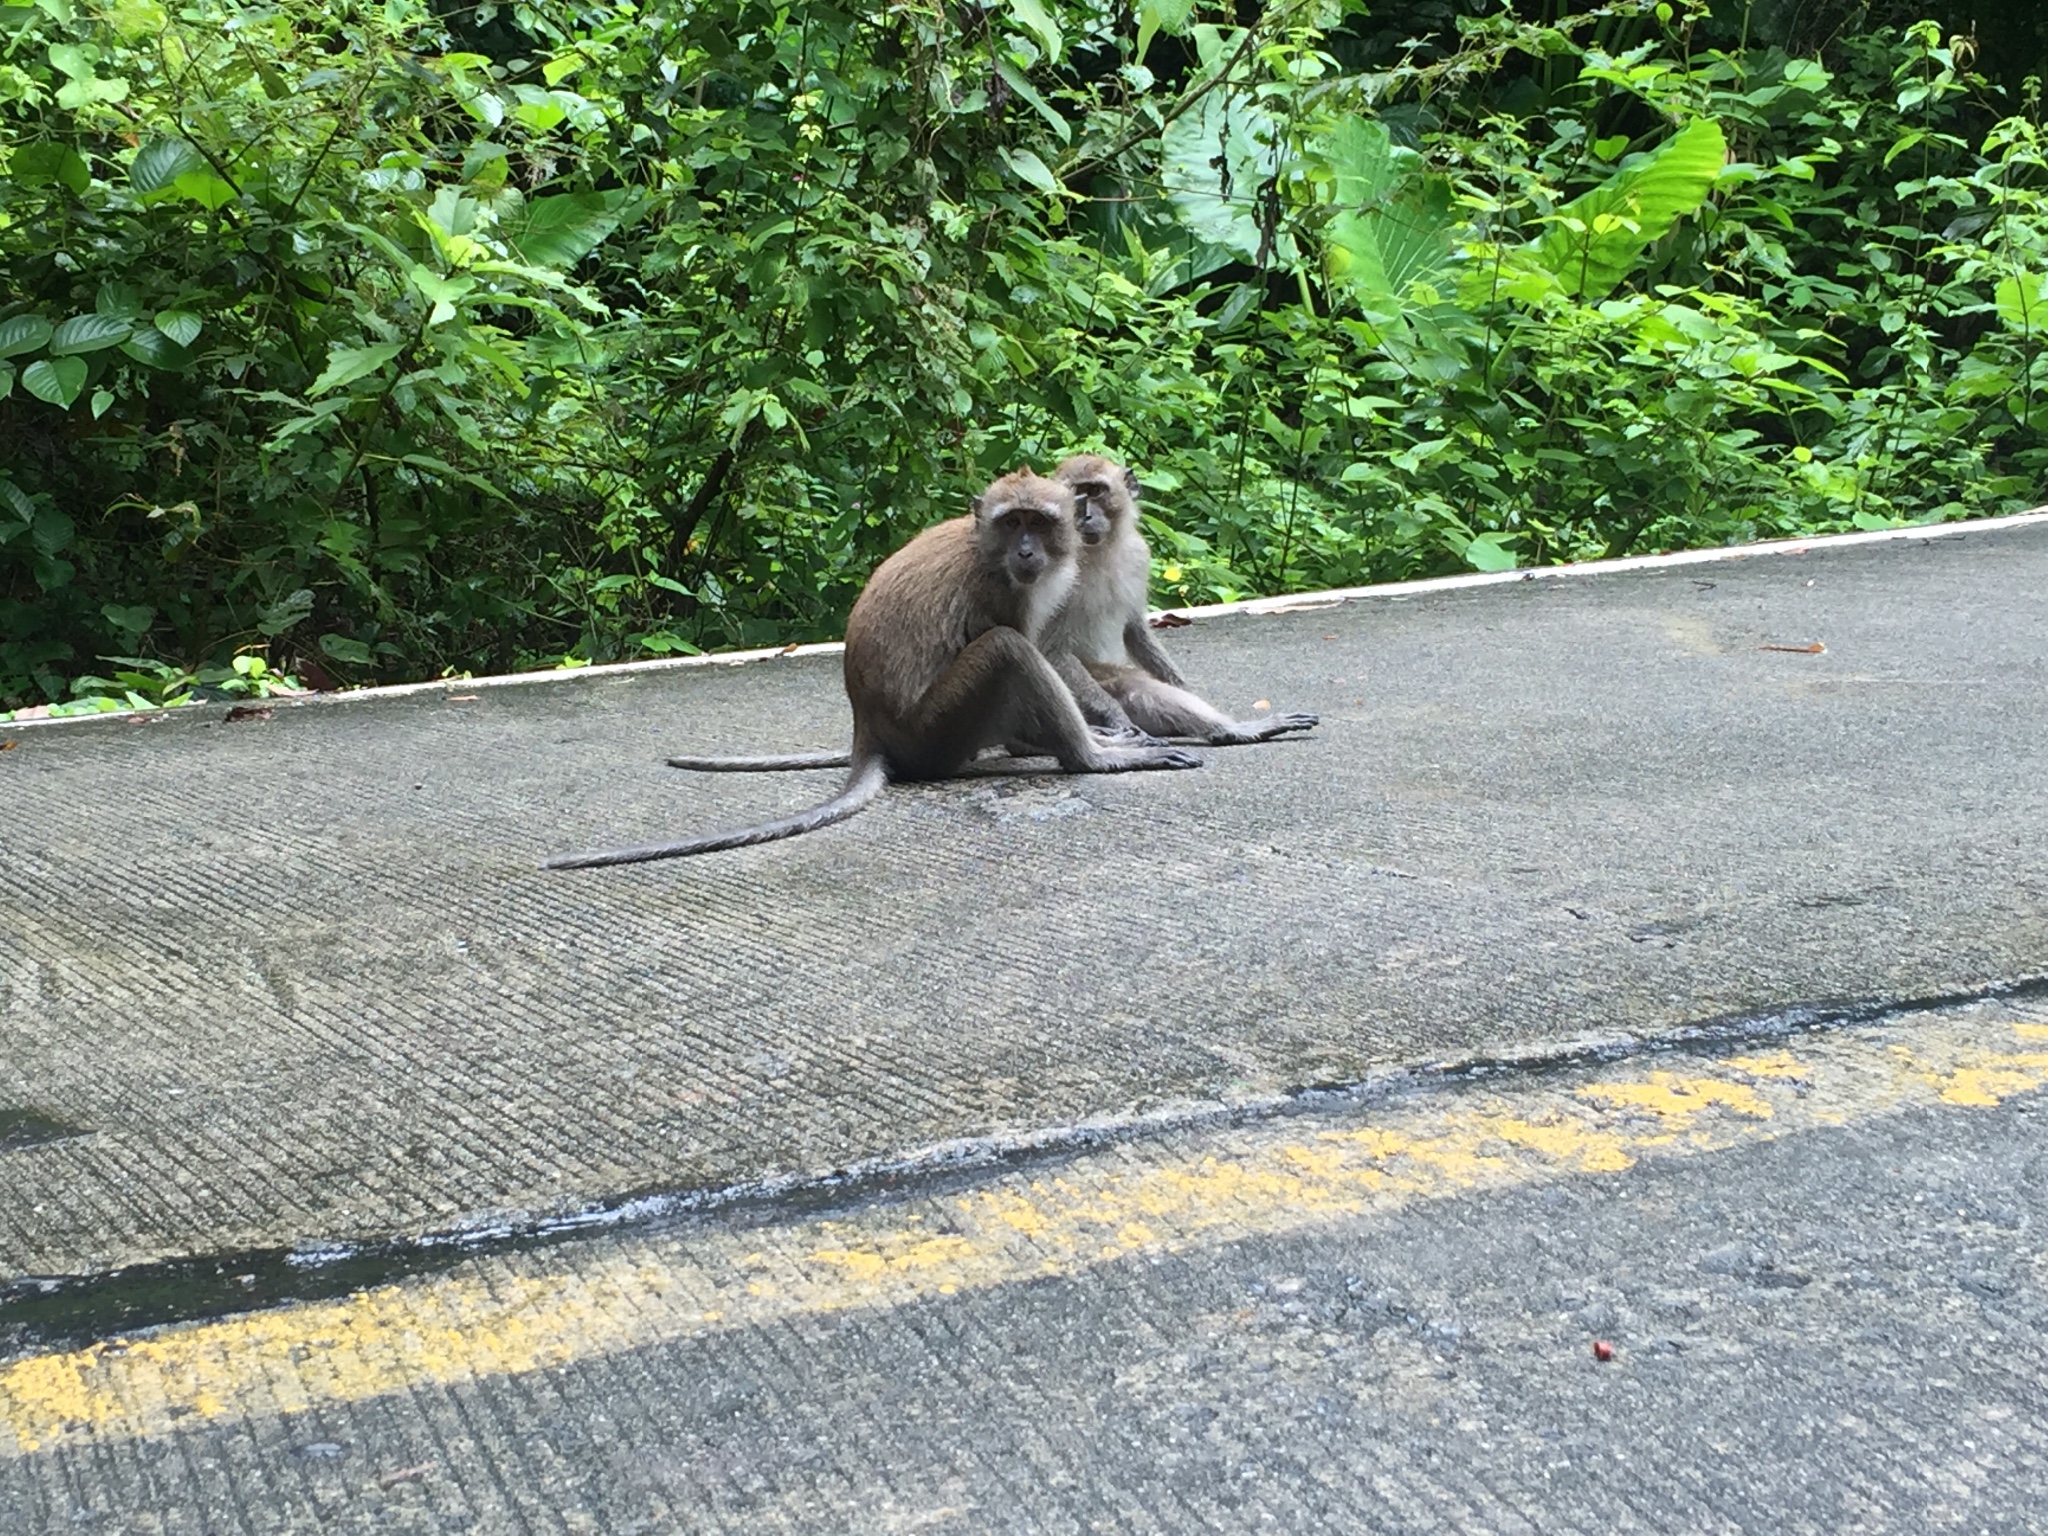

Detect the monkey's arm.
xmin=1123 ymin=617 xmax=1189 ymax=688
xmin=1050 ymin=649 xmax=1142 ymax=734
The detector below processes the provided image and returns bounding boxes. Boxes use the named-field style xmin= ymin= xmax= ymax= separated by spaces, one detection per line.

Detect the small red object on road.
xmin=1592 ymin=1339 xmax=1615 ymax=1362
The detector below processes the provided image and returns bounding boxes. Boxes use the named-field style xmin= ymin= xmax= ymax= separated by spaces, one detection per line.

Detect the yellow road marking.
xmin=3 ymin=1008 xmax=2045 ymax=1455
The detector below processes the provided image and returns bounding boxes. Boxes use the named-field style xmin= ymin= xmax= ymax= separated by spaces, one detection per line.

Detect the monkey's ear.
xmin=970 ymin=495 xmax=984 ymax=518
xmin=1122 ymin=468 xmax=1140 ymax=496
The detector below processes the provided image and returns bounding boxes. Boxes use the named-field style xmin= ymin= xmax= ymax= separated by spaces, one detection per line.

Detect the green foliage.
xmin=0 ymin=0 xmax=2041 ymax=709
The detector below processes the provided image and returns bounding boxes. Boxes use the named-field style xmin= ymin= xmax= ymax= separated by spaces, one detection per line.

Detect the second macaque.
xmin=1044 ymin=454 xmax=1318 ymax=748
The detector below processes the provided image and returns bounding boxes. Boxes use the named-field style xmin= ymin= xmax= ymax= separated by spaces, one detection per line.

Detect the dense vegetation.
xmin=0 ymin=0 xmax=2041 ymax=714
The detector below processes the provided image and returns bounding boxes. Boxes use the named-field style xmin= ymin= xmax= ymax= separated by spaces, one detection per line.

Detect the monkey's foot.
xmin=1090 ymin=723 xmax=1169 ymax=748
xmin=1092 ymin=745 xmax=1205 ymax=772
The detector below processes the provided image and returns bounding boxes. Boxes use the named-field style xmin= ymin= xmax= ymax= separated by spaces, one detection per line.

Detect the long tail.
xmin=664 ymin=749 xmax=852 ymax=772
xmin=544 ymin=752 xmax=888 ymax=869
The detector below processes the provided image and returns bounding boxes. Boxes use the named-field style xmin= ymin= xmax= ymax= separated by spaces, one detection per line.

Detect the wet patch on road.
xmin=0 ymin=1108 xmax=88 ymax=1152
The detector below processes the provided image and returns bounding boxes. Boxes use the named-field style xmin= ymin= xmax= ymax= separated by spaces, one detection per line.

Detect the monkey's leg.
xmin=1123 ymin=617 xmax=1190 ymax=688
xmin=999 ymin=652 xmax=1164 ymax=757
xmin=1104 ymin=671 xmax=1319 ymax=747
xmin=890 ymin=628 xmax=1202 ymax=779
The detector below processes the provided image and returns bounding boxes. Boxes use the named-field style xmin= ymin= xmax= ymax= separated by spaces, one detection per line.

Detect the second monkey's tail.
xmin=543 ymin=751 xmax=888 ymax=869
xmin=664 ymin=750 xmax=851 ymax=772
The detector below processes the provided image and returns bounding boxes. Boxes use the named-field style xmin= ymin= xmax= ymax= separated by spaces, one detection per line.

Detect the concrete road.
xmin=3 ymin=515 xmax=2048 ymax=1531
xmin=3 ymin=518 xmax=2046 ymax=1280
xmin=4 ymin=996 xmax=2046 ymax=1531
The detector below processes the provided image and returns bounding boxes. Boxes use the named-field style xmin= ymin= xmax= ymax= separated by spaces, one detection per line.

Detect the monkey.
xmin=1042 ymin=453 xmax=1319 ymax=748
xmin=658 ymin=453 xmax=1319 ymax=775
xmin=545 ymin=470 xmax=1203 ymax=869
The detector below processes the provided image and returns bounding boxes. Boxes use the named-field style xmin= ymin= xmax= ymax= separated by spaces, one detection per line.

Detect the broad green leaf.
xmin=0 ymin=315 xmax=53 ymax=359
xmin=1994 ymin=273 xmax=2048 ymax=334
xmin=399 ymin=453 xmax=513 ymax=502
xmin=460 ymin=88 xmax=505 ymax=130
xmin=0 ymin=364 xmax=12 ymax=401
xmin=171 ymin=169 xmax=236 ymax=210
xmin=462 ymin=141 xmax=510 ymax=184
xmin=89 ymin=388 xmax=113 ymax=418
xmin=120 ymin=327 xmax=186 ymax=368
xmin=0 ymin=477 xmax=31 ymax=522
xmin=45 ymin=42 xmax=95 ymax=77
xmin=1160 ymin=90 xmax=1283 ymax=262
xmin=319 ymin=633 xmax=374 ymax=665
xmin=8 ymin=142 xmax=91 ymax=194
xmin=22 ymin=357 xmax=87 ymax=408
xmin=1204 ymin=282 xmax=1259 ymax=332
xmin=55 ymin=72 xmax=128 ymax=110
xmin=1004 ymin=0 xmax=1061 ymax=60
xmin=1000 ymin=147 xmax=1060 ymax=195
xmin=500 ymin=190 xmax=637 ymax=269
xmin=1325 ymin=116 xmax=1404 ymax=207
xmin=107 ymin=0 xmax=168 ymax=39
xmin=1319 ymin=117 xmax=1454 ymax=318
xmin=257 ymin=588 xmax=315 ymax=636
xmin=427 ymin=185 xmax=480 ymax=237
xmin=32 ymin=506 xmax=76 ymax=553
xmin=308 ymin=341 xmax=404 ymax=397
xmin=1462 ymin=533 xmax=1519 ymax=572
xmin=510 ymin=90 xmax=566 ymax=133
xmin=102 ymin=602 xmax=155 ymax=633
xmin=48 ymin=313 xmax=132 ymax=354
xmin=408 ymin=265 xmax=476 ymax=316
xmin=992 ymin=58 xmax=1070 ymax=144
xmin=1136 ymin=0 xmax=1195 ymax=63
xmin=1327 ymin=179 xmax=1456 ymax=318
xmin=1532 ymin=117 xmax=1727 ymax=299
xmin=130 ymin=137 xmax=205 ymax=193
xmin=153 ymin=309 xmax=203 ymax=347
xmin=95 ymin=281 xmax=143 ymax=318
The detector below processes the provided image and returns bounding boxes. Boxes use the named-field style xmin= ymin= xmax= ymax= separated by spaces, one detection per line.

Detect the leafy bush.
xmin=0 ymin=0 xmax=2039 ymax=710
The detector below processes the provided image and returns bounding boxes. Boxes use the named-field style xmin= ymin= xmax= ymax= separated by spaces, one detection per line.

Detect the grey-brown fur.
xmin=546 ymin=471 xmax=1201 ymax=868
xmin=1046 ymin=454 xmax=1319 ymax=748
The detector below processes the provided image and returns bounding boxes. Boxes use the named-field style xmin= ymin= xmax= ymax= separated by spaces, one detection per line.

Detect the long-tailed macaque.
xmin=659 ymin=453 xmax=1318 ymax=776
xmin=1044 ymin=453 xmax=1319 ymax=747
xmin=545 ymin=471 xmax=1202 ymax=869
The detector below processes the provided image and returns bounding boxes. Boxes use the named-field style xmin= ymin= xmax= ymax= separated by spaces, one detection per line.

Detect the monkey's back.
xmin=843 ymin=516 xmax=1001 ymax=725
